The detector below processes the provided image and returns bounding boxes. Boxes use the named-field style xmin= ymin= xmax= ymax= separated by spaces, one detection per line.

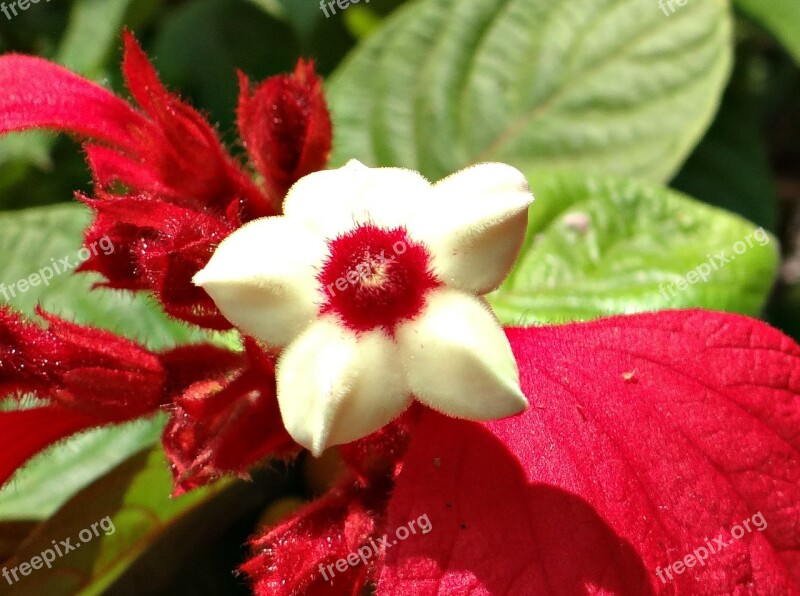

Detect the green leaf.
xmin=56 ymin=0 xmax=136 ymax=78
xmin=327 ymin=0 xmax=733 ymax=182
xmin=153 ymin=0 xmax=301 ymax=132
xmin=1 ymin=447 xmax=274 ymax=595
xmin=0 ymin=131 xmax=52 ymax=172
xmin=343 ymin=5 xmax=385 ymax=40
xmin=488 ymin=170 xmax=779 ymax=325
xmin=735 ymin=0 xmax=800 ymax=64
xmin=0 ymin=204 xmax=233 ymax=519
xmin=246 ymin=0 xmax=323 ymax=40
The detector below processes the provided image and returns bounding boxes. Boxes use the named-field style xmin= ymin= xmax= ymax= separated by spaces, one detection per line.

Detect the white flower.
xmin=194 ymin=160 xmax=533 ymax=456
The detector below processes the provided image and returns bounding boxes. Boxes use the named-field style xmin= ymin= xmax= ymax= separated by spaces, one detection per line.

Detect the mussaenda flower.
xmin=0 ymin=29 xmax=798 ymax=596
xmin=194 ymin=159 xmax=533 ymax=454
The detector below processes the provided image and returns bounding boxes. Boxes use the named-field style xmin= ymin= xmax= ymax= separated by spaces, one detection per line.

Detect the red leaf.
xmin=0 ymin=407 xmax=103 ymax=488
xmin=379 ymin=310 xmax=800 ymax=594
xmin=0 ymin=55 xmax=148 ymax=151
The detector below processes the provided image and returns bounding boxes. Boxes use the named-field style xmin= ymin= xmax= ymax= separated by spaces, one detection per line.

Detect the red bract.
xmin=242 ymin=482 xmax=382 ymax=596
xmin=242 ymin=409 xmax=419 ymax=595
xmin=114 ymin=33 xmax=267 ymax=215
xmin=78 ymin=192 xmax=239 ymax=329
xmin=0 ymin=305 xmax=295 ymax=489
xmin=378 ymin=311 xmax=800 ymax=594
xmin=0 ymin=306 xmax=254 ymax=486
xmin=238 ymin=59 xmax=332 ymax=209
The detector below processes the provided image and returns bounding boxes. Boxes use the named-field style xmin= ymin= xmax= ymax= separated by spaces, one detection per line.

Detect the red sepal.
xmin=1 ymin=306 xmax=164 ymax=420
xmin=119 ymin=31 xmax=272 ymax=219
xmin=241 ymin=481 xmax=384 ymax=596
xmin=163 ymin=339 xmax=298 ymax=495
xmin=238 ymin=59 xmax=332 ymax=209
xmin=0 ymin=54 xmax=148 ymax=150
xmin=77 ymin=193 xmax=237 ymax=329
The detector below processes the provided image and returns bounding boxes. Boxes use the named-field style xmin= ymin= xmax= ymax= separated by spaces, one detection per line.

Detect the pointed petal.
xmin=396 ymin=289 xmax=527 ymax=420
xmin=276 ymin=317 xmax=410 ymax=456
xmin=283 ymin=160 xmax=431 ymax=239
xmin=194 ymin=217 xmax=327 ymax=347
xmin=413 ymin=163 xmax=533 ymax=294
xmin=0 ymin=55 xmax=147 ymax=151
xmin=0 ymin=407 xmax=103 ymax=489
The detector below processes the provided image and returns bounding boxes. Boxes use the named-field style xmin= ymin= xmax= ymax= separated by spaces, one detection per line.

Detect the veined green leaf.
xmin=328 ymin=0 xmax=733 ymax=182
xmin=489 ymin=170 xmax=779 ymax=324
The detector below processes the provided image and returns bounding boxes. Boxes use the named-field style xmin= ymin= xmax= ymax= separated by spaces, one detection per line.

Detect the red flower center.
xmin=319 ymin=224 xmax=440 ymax=333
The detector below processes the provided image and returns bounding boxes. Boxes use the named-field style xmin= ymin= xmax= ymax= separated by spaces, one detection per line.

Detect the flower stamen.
xmin=319 ymin=224 xmax=440 ymax=334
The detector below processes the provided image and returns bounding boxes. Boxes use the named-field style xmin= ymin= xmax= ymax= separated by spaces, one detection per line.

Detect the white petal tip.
xmin=192 ymin=269 xmax=208 ymax=287
xmin=283 ymin=419 xmax=331 ymax=459
xmin=344 ymin=159 xmax=368 ymax=170
xmin=508 ymin=387 xmax=530 ymax=415
xmin=309 ymin=436 xmax=330 ymax=459
xmin=474 ymin=384 xmax=529 ymax=421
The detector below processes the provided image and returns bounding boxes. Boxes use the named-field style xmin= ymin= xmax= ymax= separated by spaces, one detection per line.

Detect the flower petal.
xmin=283 ymin=160 xmax=430 ymax=239
xmin=193 ymin=217 xmax=327 ymax=347
xmin=413 ymin=163 xmax=533 ymax=294
xmin=396 ymin=288 xmax=527 ymax=420
xmin=276 ymin=317 xmax=410 ymax=456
